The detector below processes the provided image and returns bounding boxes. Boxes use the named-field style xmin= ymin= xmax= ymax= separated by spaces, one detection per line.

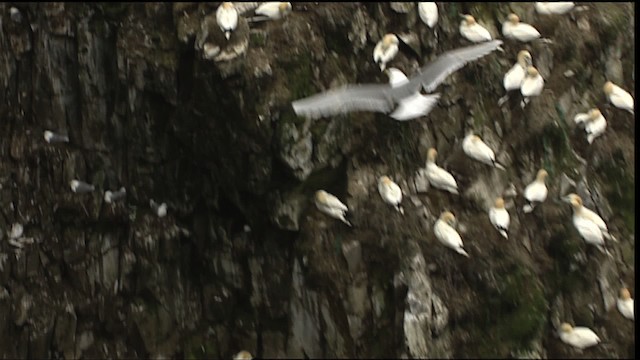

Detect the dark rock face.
xmin=0 ymin=2 xmax=635 ymax=359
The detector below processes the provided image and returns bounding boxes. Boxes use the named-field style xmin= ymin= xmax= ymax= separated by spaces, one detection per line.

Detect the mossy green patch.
xmin=541 ymin=114 xmax=579 ymax=177
xmin=284 ymin=52 xmax=314 ymax=100
xmin=594 ymin=149 xmax=635 ymax=233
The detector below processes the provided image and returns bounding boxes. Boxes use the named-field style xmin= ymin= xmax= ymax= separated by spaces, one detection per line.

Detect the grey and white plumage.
xmin=574 ymin=108 xmax=607 ymax=144
xmin=462 ymin=134 xmax=506 ymax=170
xmin=522 ymin=169 xmax=548 ymax=213
xmin=373 ymin=34 xmax=400 ymax=72
xmin=292 ymin=40 xmax=503 ymax=120
xmin=104 ymin=187 xmax=127 ymax=204
xmin=562 ymin=193 xmax=616 ymax=242
xmin=418 ymin=2 xmax=438 ymax=28
xmin=459 ymin=14 xmax=492 ymax=43
xmin=603 ymin=81 xmax=634 ymax=114
xmin=70 ymin=179 xmax=95 ymax=194
xmin=216 ymin=2 xmax=238 ymax=40
xmin=558 ymin=323 xmax=601 ymax=350
xmin=378 ymin=176 xmax=404 ymax=214
xmin=386 ymin=68 xmax=441 ymax=121
xmin=617 ymin=288 xmax=634 ymax=321
xmin=315 ymin=190 xmax=351 ymax=226
xmin=489 ymin=197 xmax=510 ymax=239
xmin=434 ymin=211 xmax=469 ymax=257
xmin=425 ymin=148 xmax=459 ymax=194
xmin=534 ymin=2 xmax=575 ymax=15
xmin=150 ymin=200 xmax=167 ymax=218
xmin=44 ymin=130 xmax=69 ymax=144
xmin=502 ymin=13 xmax=541 ymax=42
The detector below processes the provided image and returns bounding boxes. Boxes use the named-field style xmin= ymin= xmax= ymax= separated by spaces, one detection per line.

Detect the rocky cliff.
xmin=0 ymin=2 xmax=634 ymax=359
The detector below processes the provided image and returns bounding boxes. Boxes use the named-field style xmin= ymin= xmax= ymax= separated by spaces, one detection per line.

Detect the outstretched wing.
xmin=391 ymin=40 xmax=503 ymax=100
xmin=291 ymin=84 xmax=395 ymax=120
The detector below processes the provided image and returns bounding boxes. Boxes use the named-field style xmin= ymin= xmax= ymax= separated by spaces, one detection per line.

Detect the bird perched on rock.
xmin=104 ymin=187 xmax=127 ymax=204
xmin=373 ymin=33 xmax=400 ymax=72
xmin=489 ymin=197 xmax=510 ymax=239
xmin=434 ymin=211 xmax=469 ymax=257
xmin=522 ymin=169 xmax=548 ymax=213
xmin=574 ymin=108 xmax=607 ymax=144
xmin=385 ymin=68 xmax=440 ymax=121
xmin=424 ymin=148 xmax=459 ymax=194
xmin=617 ymin=288 xmax=634 ymax=321
xmin=462 ymin=134 xmax=506 ymax=170
xmin=70 ymin=180 xmax=95 ymax=194
xmin=43 ymin=130 xmax=69 ymax=144
xmin=566 ymin=194 xmax=611 ymax=256
xmin=498 ymin=50 xmax=533 ymax=106
xmin=534 ymin=2 xmax=575 ymax=15
xmin=249 ymin=2 xmax=292 ymax=22
xmin=378 ymin=176 xmax=404 ymax=214
xmin=418 ymin=2 xmax=438 ymax=28
xmin=502 ymin=13 xmax=543 ymax=42
xmin=233 ymin=350 xmax=253 ymax=360
xmin=520 ymin=66 xmax=544 ymax=107
xmin=292 ymin=40 xmax=503 ymax=120
xmin=459 ymin=14 xmax=492 ymax=43
xmin=561 ymin=193 xmax=616 ymax=242
xmin=216 ymin=2 xmax=238 ymax=40
xmin=603 ymin=81 xmax=634 ymax=114
xmin=558 ymin=323 xmax=601 ymax=350
xmin=315 ymin=190 xmax=351 ymax=226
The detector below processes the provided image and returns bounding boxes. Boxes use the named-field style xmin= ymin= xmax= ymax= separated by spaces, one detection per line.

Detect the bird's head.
xmin=222 ymin=2 xmax=234 ymax=10
xmin=587 ymin=108 xmax=602 ymax=122
xmin=427 ymin=148 xmax=438 ymax=163
xmin=382 ymin=33 xmax=399 ymax=48
xmin=517 ymin=50 xmax=533 ymax=67
xmin=508 ymin=13 xmax=520 ymax=24
xmin=379 ymin=176 xmax=393 ymax=186
xmin=279 ymin=2 xmax=292 ymax=14
xmin=440 ymin=211 xmax=456 ymax=225
xmin=560 ymin=323 xmax=573 ymax=333
xmin=536 ymin=169 xmax=548 ymax=182
xmin=603 ymin=81 xmax=614 ymax=95
xmin=526 ymin=66 xmax=539 ymax=77
xmin=620 ymin=288 xmax=632 ymax=300
xmin=461 ymin=14 xmax=476 ymax=25
xmin=315 ymin=190 xmax=327 ymax=203
xmin=495 ymin=197 xmax=505 ymax=208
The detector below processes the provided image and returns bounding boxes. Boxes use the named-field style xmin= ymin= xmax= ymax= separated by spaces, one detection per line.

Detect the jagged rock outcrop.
xmin=0 ymin=2 xmax=634 ymax=359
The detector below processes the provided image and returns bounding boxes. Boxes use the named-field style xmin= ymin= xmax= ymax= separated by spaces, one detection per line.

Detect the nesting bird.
xmin=44 ymin=130 xmax=70 ymax=144
xmin=434 ymin=211 xmax=470 ymax=257
xmin=104 ymin=187 xmax=127 ymax=204
xmin=70 ymin=180 xmax=95 ymax=194
xmin=292 ymin=41 xmax=503 ymax=120
xmin=558 ymin=323 xmax=601 ymax=350
xmin=489 ymin=197 xmax=510 ymax=239
xmin=617 ymin=288 xmax=634 ymax=321
xmin=233 ymin=350 xmax=253 ymax=360
xmin=216 ymin=2 xmax=238 ymax=40
xmin=534 ymin=2 xmax=576 ymax=15
xmin=498 ymin=50 xmax=533 ymax=106
xmin=252 ymin=2 xmax=292 ymax=21
xmin=574 ymin=108 xmax=607 ymax=144
xmin=566 ymin=194 xmax=611 ymax=255
xmin=521 ymin=66 xmax=544 ymax=107
xmin=373 ymin=34 xmax=400 ymax=72
xmin=603 ymin=81 xmax=634 ymax=114
xmin=378 ymin=176 xmax=404 ymax=214
xmin=462 ymin=134 xmax=506 ymax=170
xmin=562 ymin=193 xmax=616 ymax=242
xmin=425 ymin=148 xmax=459 ymax=195
xmin=315 ymin=190 xmax=351 ymax=226
xmin=385 ymin=68 xmax=440 ymax=121
xmin=502 ymin=13 xmax=542 ymax=42
xmin=459 ymin=14 xmax=492 ymax=43
xmin=418 ymin=2 xmax=438 ymax=28
xmin=522 ymin=169 xmax=548 ymax=213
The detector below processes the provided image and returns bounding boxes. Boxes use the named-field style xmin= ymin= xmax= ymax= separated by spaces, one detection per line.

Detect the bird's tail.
xmin=457 ymin=248 xmax=470 ymax=258
xmin=448 ymin=187 xmax=460 ymax=195
xmin=494 ymin=162 xmax=506 ymax=171
xmin=523 ymin=203 xmax=534 ymax=213
xmin=225 ymin=31 xmax=231 ymax=40
xmin=497 ymin=94 xmax=509 ymax=106
xmin=340 ymin=215 xmax=352 ymax=227
xmin=603 ymin=232 xmax=618 ymax=243
xmin=499 ymin=230 xmax=508 ymax=239
xmin=397 ymin=205 xmax=405 ymax=215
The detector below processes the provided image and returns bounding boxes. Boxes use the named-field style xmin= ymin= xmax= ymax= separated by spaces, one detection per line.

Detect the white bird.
xmin=520 ymin=66 xmax=544 ymax=107
xmin=617 ymin=288 xmax=634 ymax=321
xmin=574 ymin=108 xmax=607 ymax=144
xmin=292 ymin=40 xmax=503 ymax=120
xmin=603 ymin=81 xmax=634 ymax=114
xmin=104 ymin=187 xmax=127 ymax=204
xmin=418 ymin=2 xmax=438 ymax=28
xmin=70 ymin=180 xmax=95 ymax=194
xmin=502 ymin=13 xmax=542 ymax=42
xmin=522 ymin=169 xmax=548 ymax=213
xmin=534 ymin=2 xmax=575 ymax=15
xmin=558 ymin=323 xmax=601 ymax=350
xmin=504 ymin=50 xmax=533 ymax=91
xmin=8 ymin=223 xmax=24 ymax=240
xmin=425 ymin=148 xmax=459 ymax=194
xmin=562 ymin=193 xmax=616 ymax=242
xmin=216 ymin=2 xmax=238 ymax=40
xmin=150 ymin=200 xmax=167 ymax=218
xmin=386 ymin=68 xmax=441 ymax=121
xmin=459 ymin=14 xmax=492 ymax=43
xmin=44 ymin=130 xmax=69 ymax=144
xmin=378 ymin=176 xmax=404 ymax=214
xmin=567 ymin=195 xmax=610 ymax=255
xmin=252 ymin=2 xmax=292 ymax=21
xmin=462 ymin=134 xmax=506 ymax=170
xmin=434 ymin=211 xmax=470 ymax=257
xmin=489 ymin=197 xmax=510 ymax=239
xmin=373 ymin=34 xmax=400 ymax=72
xmin=233 ymin=350 xmax=253 ymax=360
xmin=315 ymin=190 xmax=351 ymax=226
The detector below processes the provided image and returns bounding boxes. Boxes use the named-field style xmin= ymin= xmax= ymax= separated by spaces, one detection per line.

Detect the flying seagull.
xmin=291 ymin=40 xmax=503 ymax=120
